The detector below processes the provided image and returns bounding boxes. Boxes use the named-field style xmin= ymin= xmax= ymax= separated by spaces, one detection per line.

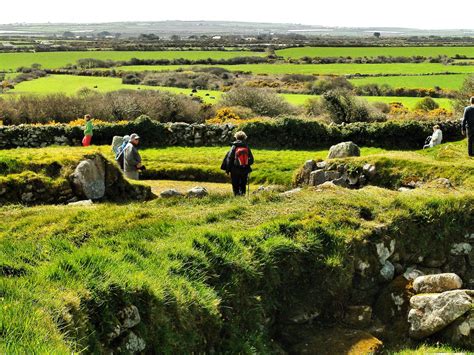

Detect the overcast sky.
xmin=0 ymin=0 xmax=472 ymax=30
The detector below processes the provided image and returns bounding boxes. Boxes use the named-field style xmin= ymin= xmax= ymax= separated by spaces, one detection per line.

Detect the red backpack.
xmin=234 ymin=147 xmax=249 ymax=168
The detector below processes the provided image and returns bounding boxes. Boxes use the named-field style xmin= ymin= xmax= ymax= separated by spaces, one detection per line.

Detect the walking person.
xmin=82 ymin=114 xmax=93 ymax=147
xmin=462 ymin=96 xmax=474 ymax=157
xmin=423 ymin=125 xmax=443 ymax=149
xmin=123 ymin=133 xmax=143 ymax=180
xmin=221 ymin=131 xmax=254 ymax=196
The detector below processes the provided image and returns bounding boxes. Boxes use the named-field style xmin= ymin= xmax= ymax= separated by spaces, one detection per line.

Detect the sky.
xmin=0 ymin=0 xmax=472 ymax=30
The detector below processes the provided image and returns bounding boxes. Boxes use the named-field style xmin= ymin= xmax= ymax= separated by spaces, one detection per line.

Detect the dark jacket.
xmin=221 ymin=141 xmax=254 ymax=173
xmin=463 ymin=106 xmax=474 ymax=131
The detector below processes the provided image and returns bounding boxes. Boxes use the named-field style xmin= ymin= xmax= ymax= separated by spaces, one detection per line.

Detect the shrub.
xmin=309 ymin=77 xmax=353 ymax=95
xmin=414 ymin=97 xmax=440 ymax=111
xmin=453 ymin=75 xmax=474 ymax=114
xmin=321 ymin=90 xmax=386 ymax=124
xmin=304 ymin=97 xmax=325 ymax=117
xmin=220 ymin=86 xmax=296 ymax=117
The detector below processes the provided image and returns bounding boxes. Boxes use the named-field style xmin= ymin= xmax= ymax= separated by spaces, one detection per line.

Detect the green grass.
xmin=281 ymin=93 xmax=453 ymax=110
xmin=349 ymin=74 xmax=469 ymax=90
xmin=0 ymin=142 xmax=473 ymax=352
xmin=0 ymin=50 xmax=264 ymax=71
xmin=113 ymin=63 xmax=474 ymax=75
xmin=4 ymin=75 xmax=223 ymax=103
xmin=276 ymin=46 xmax=474 ymax=59
xmin=3 ymin=75 xmax=453 ymax=110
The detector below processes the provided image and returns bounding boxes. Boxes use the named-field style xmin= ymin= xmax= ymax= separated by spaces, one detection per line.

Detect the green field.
xmin=0 ymin=50 xmax=264 ymax=71
xmin=113 ymin=63 xmax=474 ymax=75
xmin=281 ymin=93 xmax=452 ymax=110
xmin=276 ymin=46 xmax=474 ymax=59
xmin=349 ymin=74 xmax=468 ymax=90
xmin=5 ymin=75 xmax=223 ymax=103
xmin=4 ymin=75 xmax=451 ymax=109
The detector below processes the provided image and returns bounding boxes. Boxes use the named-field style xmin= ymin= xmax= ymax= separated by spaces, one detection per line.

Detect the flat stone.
xmin=413 ymin=273 xmax=463 ymax=294
xmin=68 ymin=199 xmax=93 ymax=206
xmin=186 ymin=187 xmax=208 ymax=198
xmin=309 ymin=169 xmax=326 ymax=186
xmin=160 ymin=189 xmax=183 ymax=198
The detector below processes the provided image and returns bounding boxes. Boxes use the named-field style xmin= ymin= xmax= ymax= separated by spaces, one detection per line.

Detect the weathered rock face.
xmin=71 ymin=157 xmax=106 ymax=200
xmin=413 ymin=273 xmax=463 ymax=294
xmin=408 ymin=290 xmax=473 ymax=339
xmin=160 ymin=189 xmax=184 ymax=198
xmin=187 ymin=186 xmax=208 ymax=198
xmin=327 ymin=141 xmax=361 ymax=159
xmin=440 ymin=309 xmax=473 ymax=349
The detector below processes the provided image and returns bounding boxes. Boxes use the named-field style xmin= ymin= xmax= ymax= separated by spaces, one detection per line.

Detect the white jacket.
xmin=430 ymin=129 xmax=443 ymax=147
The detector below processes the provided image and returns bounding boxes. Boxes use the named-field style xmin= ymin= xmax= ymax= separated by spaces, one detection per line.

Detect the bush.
xmin=321 ymin=90 xmax=386 ymax=124
xmin=0 ymin=90 xmax=214 ymax=124
xmin=414 ymin=97 xmax=440 ymax=111
xmin=453 ymin=75 xmax=474 ymax=114
xmin=220 ymin=86 xmax=296 ymax=117
xmin=309 ymin=76 xmax=353 ymax=95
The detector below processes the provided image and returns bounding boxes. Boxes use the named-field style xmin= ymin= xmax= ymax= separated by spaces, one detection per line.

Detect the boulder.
xmin=413 ymin=273 xmax=463 ymax=294
xmin=119 ymin=305 xmax=141 ymax=329
xmin=68 ymin=199 xmax=93 ymax=206
xmin=309 ymin=170 xmax=326 ymax=186
xmin=440 ymin=309 xmax=473 ymax=349
xmin=117 ymin=331 xmax=146 ymax=353
xmin=450 ymin=243 xmax=472 ymax=256
xmin=187 ymin=186 xmax=208 ymax=198
xmin=408 ymin=290 xmax=473 ymax=339
xmin=160 ymin=189 xmax=183 ymax=198
xmin=380 ymin=261 xmax=395 ymax=282
xmin=363 ymin=164 xmax=377 ymax=179
xmin=71 ymin=157 xmax=106 ymax=200
xmin=327 ymin=141 xmax=360 ymax=159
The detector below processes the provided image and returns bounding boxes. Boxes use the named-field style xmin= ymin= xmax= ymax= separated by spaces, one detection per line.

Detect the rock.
xmin=324 ymin=171 xmax=341 ymax=181
xmin=413 ymin=273 xmax=463 ymax=294
xmin=119 ymin=305 xmax=141 ymax=329
xmin=21 ymin=192 xmax=35 ymax=202
xmin=398 ymin=187 xmax=412 ymax=192
xmin=344 ymin=305 xmax=373 ymax=328
xmin=316 ymin=161 xmax=327 ymax=169
xmin=408 ymin=290 xmax=473 ymax=339
xmin=380 ymin=261 xmax=395 ymax=282
xmin=186 ymin=186 xmax=208 ymax=198
xmin=68 ymin=199 xmax=93 ymax=206
xmin=319 ymin=181 xmax=336 ymax=189
xmin=117 ymin=331 xmax=146 ymax=353
xmin=327 ymin=141 xmax=361 ymax=159
xmin=71 ymin=157 xmax=106 ymax=200
xmin=309 ymin=170 xmax=326 ymax=186
xmin=403 ymin=267 xmax=424 ymax=281
xmin=376 ymin=240 xmax=396 ymax=265
xmin=432 ymin=178 xmax=453 ymax=188
xmin=440 ymin=309 xmax=473 ymax=349
xmin=332 ymin=176 xmax=349 ymax=188
xmin=160 ymin=189 xmax=183 ymax=198
xmin=362 ymin=164 xmax=376 ymax=179
xmin=280 ymin=188 xmax=302 ymax=197
xmin=451 ymin=243 xmax=472 ymax=256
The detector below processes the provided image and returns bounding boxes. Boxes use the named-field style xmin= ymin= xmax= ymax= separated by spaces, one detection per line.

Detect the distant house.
xmin=212 ymin=36 xmax=222 ymax=40
xmin=244 ymin=37 xmax=257 ymax=41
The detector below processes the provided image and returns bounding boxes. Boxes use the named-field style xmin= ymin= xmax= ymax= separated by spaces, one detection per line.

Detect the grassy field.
xmin=0 ymin=50 xmax=264 ymax=71
xmin=281 ymin=93 xmax=453 ymax=109
xmin=349 ymin=74 xmax=469 ymax=90
xmin=4 ymin=75 xmax=452 ymax=109
xmin=0 ymin=141 xmax=473 ymax=353
xmin=276 ymin=46 xmax=474 ymax=59
xmin=113 ymin=63 xmax=474 ymax=75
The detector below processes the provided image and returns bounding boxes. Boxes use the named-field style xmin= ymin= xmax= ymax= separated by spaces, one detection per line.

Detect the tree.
xmin=373 ymin=32 xmax=381 ymax=39
xmin=62 ymin=31 xmax=75 ymax=38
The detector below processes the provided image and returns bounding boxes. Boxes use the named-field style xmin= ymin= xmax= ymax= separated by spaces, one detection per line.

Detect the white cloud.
xmin=0 ymin=0 xmax=472 ymax=29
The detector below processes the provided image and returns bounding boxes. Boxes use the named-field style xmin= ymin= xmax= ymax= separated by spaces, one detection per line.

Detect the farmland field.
xmin=0 ymin=50 xmax=264 ymax=71
xmin=276 ymin=46 xmax=474 ymax=58
xmin=349 ymin=74 xmax=468 ymax=90
xmin=113 ymin=63 xmax=474 ymax=75
xmin=4 ymin=74 xmax=451 ymax=109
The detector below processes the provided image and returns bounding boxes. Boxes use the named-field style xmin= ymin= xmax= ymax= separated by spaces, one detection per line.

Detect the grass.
xmin=0 ymin=50 xmax=264 ymax=71
xmin=0 ymin=142 xmax=473 ymax=352
xmin=281 ymin=93 xmax=453 ymax=110
xmin=112 ymin=63 xmax=474 ymax=75
xmin=0 ymin=175 xmax=473 ymax=352
xmin=3 ymin=75 xmax=453 ymax=109
xmin=276 ymin=46 xmax=474 ymax=59
xmin=349 ymin=74 xmax=469 ymax=90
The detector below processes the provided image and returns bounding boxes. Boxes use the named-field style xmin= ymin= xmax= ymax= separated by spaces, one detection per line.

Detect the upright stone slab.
xmin=328 ymin=141 xmax=361 ymax=159
xmin=71 ymin=156 xmax=106 ymax=200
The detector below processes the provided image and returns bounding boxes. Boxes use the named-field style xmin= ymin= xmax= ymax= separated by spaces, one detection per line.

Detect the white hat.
xmin=130 ymin=133 xmax=140 ymax=140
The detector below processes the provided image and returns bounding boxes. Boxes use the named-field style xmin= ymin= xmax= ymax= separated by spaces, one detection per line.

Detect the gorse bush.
xmin=321 ymin=90 xmax=386 ymax=124
xmin=414 ymin=97 xmax=440 ymax=111
xmin=220 ymin=86 xmax=297 ymax=117
xmin=0 ymin=90 xmax=214 ymax=124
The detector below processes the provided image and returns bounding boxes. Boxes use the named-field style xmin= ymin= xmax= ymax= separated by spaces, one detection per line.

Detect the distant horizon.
xmin=0 ymin=20 xmax=472 ymax=32
xmin=1 ymin=0 xmax=473 ymax=31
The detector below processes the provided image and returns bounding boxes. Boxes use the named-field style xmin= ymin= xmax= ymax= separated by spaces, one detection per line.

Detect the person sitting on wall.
xmin=423 ymin=125 xmax=443 ymax=149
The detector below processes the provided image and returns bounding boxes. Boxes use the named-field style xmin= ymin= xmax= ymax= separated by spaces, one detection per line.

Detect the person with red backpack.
xmin=221 ymin=131 xmax=254 ymax=196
